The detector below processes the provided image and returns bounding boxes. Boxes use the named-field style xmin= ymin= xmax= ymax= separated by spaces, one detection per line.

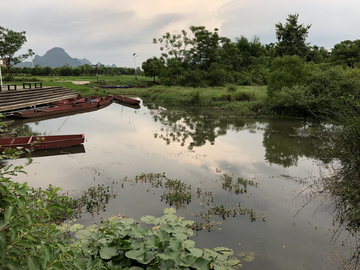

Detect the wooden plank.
xmin=0 ymin=87 xmax=79 ymax=112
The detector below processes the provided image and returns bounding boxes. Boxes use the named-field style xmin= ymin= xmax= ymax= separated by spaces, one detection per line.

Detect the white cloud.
xmin=2 ymin=0 xmax=359 ymax=67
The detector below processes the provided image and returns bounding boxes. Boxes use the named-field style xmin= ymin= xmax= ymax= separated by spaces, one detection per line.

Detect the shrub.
xmin=227 ymin=84 xmax=237 ymax=92
xmin=267 ymin=55 xmax=310 ymax=98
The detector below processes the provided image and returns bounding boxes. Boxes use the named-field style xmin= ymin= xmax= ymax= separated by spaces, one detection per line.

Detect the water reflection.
xmin=2 ymin=100 xmax=357 ymax=270
xmin=146 ymin=102 xmax=333 ymax=168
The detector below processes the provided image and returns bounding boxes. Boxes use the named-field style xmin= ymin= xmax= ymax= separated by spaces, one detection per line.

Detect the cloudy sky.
xmin=2 ymin=0 xmax=359 ymax=67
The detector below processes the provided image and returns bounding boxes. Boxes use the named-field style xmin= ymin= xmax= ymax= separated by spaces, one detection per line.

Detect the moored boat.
xmin=93 ymin=95 xmax=113 ymax=106
xmin=51 ymin=96 xmax=97 ymax=106
xmin=112 ymin=95 xmax=140 ymax=105
xmin=12 ymin=101 xmax=98 ymax=118
xmin=0 ymin=134 xmax=85 ymax=152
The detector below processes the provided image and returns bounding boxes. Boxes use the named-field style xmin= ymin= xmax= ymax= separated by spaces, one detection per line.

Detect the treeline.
xmin=0 ymin=64 xmax=142 ymax=78
xmin=142 ymin=14 xmax=360 ymax=88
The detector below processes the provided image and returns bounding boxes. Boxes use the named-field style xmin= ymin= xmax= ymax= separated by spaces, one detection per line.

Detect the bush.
xmin=234 ymin=91 xmax=255 ymax=102
xmin=227 ymin=85 xmax=237 ymax=92
xmin=267 ymin=55 xmax=310 ymax=98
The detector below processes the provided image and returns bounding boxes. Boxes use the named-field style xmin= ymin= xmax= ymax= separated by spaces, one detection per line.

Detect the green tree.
xmin=0 ymin=26 xmax=32 ymax=80
xmin=188 ymin=26 xmax=227 ymax=70
xmin=327 ymin=39 xmax=360 ymax=68
xmin=153 ymin=30 xmax=192 ymax=63
xmin=142 ymin=57 xmax=165 ymax=82
xmin=274 ymin=13 xmax=311 ymax=58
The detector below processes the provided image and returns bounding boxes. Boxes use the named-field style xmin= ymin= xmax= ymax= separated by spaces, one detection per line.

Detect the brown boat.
xmin=112 ymin=95 xmax=140 ymax=105
xmin=12 ymin=101 xmax=99 ymax=118
xmin=0 ymin=134 xmax=85 ymax=152
xmin=93 ymin=95 xmax=113 ymax=106
xmin=51 ymin=96 xmax=98 ymax=106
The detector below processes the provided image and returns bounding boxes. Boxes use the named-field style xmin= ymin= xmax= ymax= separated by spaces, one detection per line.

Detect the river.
xmin=3 ymin=99 xmax=356 ymax=270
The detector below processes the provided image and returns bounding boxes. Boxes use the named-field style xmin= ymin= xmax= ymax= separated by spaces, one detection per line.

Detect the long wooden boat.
xmin=51 ymin=96 xmax=97 ymax=106
xmin=100 ymin=85 xmax=129 ymax=89
xmin=12 ymin=101 xmax=98 ymax=118
xmin=93 ymin=95 xmax=113 ymax=106
xmin=0 ymin=134 xmax=85 ymax=152
xmin=112 ymin=95 xmax=140 ymax=105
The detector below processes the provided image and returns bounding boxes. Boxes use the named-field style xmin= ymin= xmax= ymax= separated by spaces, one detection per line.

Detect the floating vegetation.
xmin=161 ymin=179 xmax=192 ymax=209
xmin=238 ymin=251 xmax=256 ymax=262
xmin=202 ymin=203 xmax=257 ymax=222
xmin=117 ymin=172 xmax=261 ymax=231
xmin=221 ymin=173 xmax=257 ymax=194
xmin=30 ymin=183 xmax=116 ymax=223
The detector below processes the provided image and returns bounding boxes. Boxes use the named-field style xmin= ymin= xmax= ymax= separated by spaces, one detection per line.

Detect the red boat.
xmin=93 ymin=95 xmax=113 ymax=106
xmin=12 ymin=101 xmax=99 ymax=118
xmin=51 ymin=96 xmax=97 ymax=106
xmin=0 ymin=134 xmax=85 ymax=152
xmin=112 ymin=95 xmax=140 ymax=105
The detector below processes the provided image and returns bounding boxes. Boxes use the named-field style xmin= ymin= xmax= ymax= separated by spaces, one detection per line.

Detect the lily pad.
xmin=238 ymin=251 xmax=255 ymax=262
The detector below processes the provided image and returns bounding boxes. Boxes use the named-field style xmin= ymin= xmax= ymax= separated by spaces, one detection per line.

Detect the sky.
xmin=2 ymin=0 xmax=360 ymax=68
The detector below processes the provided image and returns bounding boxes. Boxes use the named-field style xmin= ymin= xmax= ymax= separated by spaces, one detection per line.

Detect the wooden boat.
xmin=0 ymin=134 xmax=85 ymax=152
xmin=128 ymin=85 xmax=147 ymax=88
xmin=100 ymin=85 xmax=129 ymax=89
xmin=51 ymin=96 xmax=97 ymax=106
xmin=112 ymin=95 xmax=140 ymax=105
xmin=12 ymin=101 xmax=99 ymax=118
xmin=93 ymin=95 xmax=113 ymax=106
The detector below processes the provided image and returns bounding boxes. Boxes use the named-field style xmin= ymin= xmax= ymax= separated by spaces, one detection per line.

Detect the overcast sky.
xmin=2 ymin=0 xmax=359 ymax=67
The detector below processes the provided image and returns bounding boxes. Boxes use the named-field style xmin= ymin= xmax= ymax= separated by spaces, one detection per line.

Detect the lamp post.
xmin=133 ymin=53 xmax=138 ymax=80
xmin=93 ymin=64 xmax=98 ymax=82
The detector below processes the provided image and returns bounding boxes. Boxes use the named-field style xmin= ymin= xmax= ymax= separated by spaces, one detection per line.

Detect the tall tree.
xmin=188 ymin=26 xmax=227 ymax=70
xmin=327 ymin=39 xmax=360 ymax=68
xmin=0 ymin=26 xmax=32 ymax=80
xmin=274 ymin=13 xmax=311 ymax=58
xmin=142 ymin=57 xmax=165 ymax=82
xmin=152 ymin=30 xmax=192 ymax=63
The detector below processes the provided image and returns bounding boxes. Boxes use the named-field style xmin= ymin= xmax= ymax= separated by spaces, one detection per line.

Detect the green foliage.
xmin=179 ymin=69 xmax=207 ymax=88
xmin=267 ymin=65 xmax=360 ymax=117
xmin=0 ymin=26 xmax=32 ymax=80
xmin=142 ymin=57 xmax=165 ymax=82
xmin=69 ymin=209 xmax=242 ymax=269
xmin=227 ymin=85 xmax=237 ymax=92
xmin=207 ymin=63 xmax=228 ymax=86
xmin=274 ymin=13 xmax=311 ymax=58
xmin=327 ymin=39 xmax=360 ymax=68
xmin=267 ymin=55 xmax=310 ymax=98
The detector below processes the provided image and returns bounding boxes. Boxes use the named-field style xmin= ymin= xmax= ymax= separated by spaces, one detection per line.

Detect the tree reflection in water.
xmin=146 ymin=102 xmax=360 ymax=267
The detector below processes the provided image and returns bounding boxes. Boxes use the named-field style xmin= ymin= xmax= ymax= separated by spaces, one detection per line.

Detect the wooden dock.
xmin=0 ymin=86 xmax=78 ymax=113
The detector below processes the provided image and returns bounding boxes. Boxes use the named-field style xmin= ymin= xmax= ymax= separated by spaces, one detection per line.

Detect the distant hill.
xmin=15 ymin=47 xmax=117 ymax=68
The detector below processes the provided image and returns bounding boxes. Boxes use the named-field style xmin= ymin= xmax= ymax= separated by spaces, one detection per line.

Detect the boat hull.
xmin=12 ymin=102 xmax=98 ymax=118
xmin=112 ymin=95 xmax=140 ymax=105
xmin=0 ymin=134 xmax=85 ymax=151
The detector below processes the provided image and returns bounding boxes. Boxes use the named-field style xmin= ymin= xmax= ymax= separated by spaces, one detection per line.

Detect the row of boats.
xmin=11 ymin=94 xmax=140 ymax=118
xmin=0 ymin=95 xmax=141 ymax=152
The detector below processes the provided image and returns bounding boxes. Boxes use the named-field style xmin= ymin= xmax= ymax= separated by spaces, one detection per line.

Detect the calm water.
xmin=4 ymin=99 xmax=356 ymax=269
